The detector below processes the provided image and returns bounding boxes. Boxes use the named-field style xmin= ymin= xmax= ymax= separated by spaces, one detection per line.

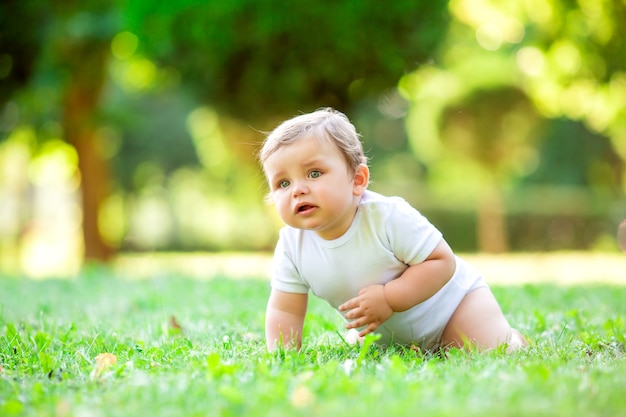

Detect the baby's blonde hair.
xmin=259 ymin=107 xmax=367 ymax=172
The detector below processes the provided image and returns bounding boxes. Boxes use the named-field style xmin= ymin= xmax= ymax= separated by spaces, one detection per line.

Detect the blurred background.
xmin=0 ymin=0 xmax=625 ymax=278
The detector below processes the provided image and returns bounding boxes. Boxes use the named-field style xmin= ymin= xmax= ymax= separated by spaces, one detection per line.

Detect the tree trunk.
xmin=476 ymin=183 xmax=508 ymax=254
xmin=62 ymin=42 xmax=114 ymax=262
xmin=72 ymin=134 xmax=114 ymax=261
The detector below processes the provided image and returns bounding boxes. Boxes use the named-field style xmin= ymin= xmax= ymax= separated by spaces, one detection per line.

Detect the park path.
xmin=114 ymin=252 xmax=625 ymax=285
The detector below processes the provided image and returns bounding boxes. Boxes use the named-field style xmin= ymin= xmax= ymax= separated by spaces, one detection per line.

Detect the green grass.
xmin=0 ymin=267 xmax=625 ymax=417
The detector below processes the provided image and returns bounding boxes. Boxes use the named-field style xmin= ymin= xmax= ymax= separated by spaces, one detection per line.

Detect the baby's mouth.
xmin=296 ymin=204 xmax=316 ymax=213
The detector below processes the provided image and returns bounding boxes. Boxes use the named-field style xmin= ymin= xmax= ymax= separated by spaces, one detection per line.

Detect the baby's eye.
xmin=278 ymin=180 xmax=290 ymax=189
xmin=309 ymin=170 xmax=322 ymax=179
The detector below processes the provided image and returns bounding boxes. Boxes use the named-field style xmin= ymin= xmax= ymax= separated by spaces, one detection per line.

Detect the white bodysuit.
xmin=270 ymin=190 xmax=487 ymax=350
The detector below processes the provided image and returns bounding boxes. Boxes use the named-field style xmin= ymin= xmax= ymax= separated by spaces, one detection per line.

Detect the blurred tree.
xmin=440 ymin=87 xmax=540 ymax=252
xmin=56 ymin=3 xmax=120 ymax=261
xmin=2 ymin=0 xmax=451 ymax=261
xmin=1 ymin=0 xmax=121 ymax=261
xmin=514 ymin=0 xmax=626 ymax=182
xmin=400 ymin=0 xmax=626 ymax=252
xmin=124 ymin=0 xmax=449 ymax=125
xmin=116 ymin=0 xmax=452 ymax=252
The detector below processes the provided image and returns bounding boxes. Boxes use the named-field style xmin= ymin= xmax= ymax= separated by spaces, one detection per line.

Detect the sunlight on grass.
xmin=113 ymin=252 xmax=273 ymax=280
xmin=463 ymin=252 xmax=626 ymax=285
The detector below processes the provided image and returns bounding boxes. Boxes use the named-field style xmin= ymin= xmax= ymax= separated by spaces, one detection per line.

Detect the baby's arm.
xmin=339 ymin=239 xmax=455 ymax=336
xmin=384 ymin=238 xmax=456 ymax=312
xmin=265 ymin=288 xmax=308 ymax=351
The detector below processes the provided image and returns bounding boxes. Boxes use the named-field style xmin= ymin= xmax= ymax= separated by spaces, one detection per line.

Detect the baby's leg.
xmin=441 ymin=287 xmax=527 ymax=352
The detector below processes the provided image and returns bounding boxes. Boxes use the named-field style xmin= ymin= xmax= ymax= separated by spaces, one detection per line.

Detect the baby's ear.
xmin=352 ymin=164 xmax=369 ymax=195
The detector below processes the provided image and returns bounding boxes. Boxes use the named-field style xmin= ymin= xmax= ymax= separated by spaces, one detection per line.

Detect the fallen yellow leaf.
xmin=95 ymin=353 xmax=117 ymax=367
xmin=90 ymin=353 xmax=117 ymax=380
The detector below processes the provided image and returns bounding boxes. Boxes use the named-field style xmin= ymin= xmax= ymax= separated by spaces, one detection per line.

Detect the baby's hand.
xmin=338 ymin=285 xmax=393 ymax=337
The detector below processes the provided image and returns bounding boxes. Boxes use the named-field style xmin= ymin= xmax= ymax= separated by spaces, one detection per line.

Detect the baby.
xmin=259 ymin=107 xmax=526 ymax=352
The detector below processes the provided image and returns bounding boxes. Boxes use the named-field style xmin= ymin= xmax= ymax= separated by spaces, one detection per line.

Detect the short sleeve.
xmin=384 ymin=197 xmax=443 ymax=265
xmin=270 ymin=230 xmax=310 ymax=294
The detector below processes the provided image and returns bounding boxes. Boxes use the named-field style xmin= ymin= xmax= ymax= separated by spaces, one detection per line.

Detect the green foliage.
xmin=0 ymin=271 xmax=625 ymax=416
xmin=0 ymin=0 xmax=123 ymax=113
xmin=104 ymin=88 xmax=201 ymax=191
xmin=523 ymin=118 xmax=621 ymax=189
xmin=0 ymin=0 xmax=47 ymax=104
xmin=1 ymin=0 xmax=625 ymax=256
xmin=440 ymin=86 xmax=540 ymax=174
xmin=125 ymin=0 xmax=449 ymax=121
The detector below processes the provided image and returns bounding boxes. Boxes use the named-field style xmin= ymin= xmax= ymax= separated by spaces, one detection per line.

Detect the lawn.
xmin=0 ymin=264 xmax=625 ymax=417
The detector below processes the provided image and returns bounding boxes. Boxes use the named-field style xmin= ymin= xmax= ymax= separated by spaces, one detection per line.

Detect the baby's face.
xmin=263 ymin=135 xmax=364 ymax=240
